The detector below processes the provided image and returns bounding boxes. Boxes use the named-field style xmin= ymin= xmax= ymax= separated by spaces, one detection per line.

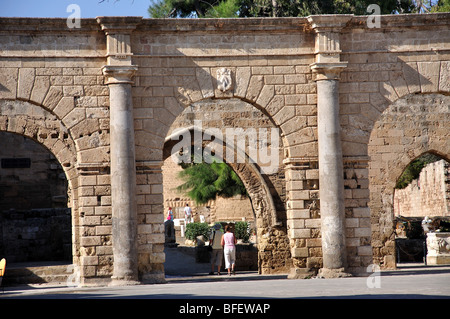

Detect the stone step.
xmin=2 ymin=262 xmax=73 ymax=285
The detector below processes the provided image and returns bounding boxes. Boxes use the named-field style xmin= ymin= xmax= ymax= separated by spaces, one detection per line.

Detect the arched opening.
xmin=0 ymin=131 xmax=72 ymax=264
xmin=161 ymin=98 xmax=288 ymax=278
xmin=368 ymin=93 xmax=450 ymax=269
xmin=393 ymin=152 xmax=450 ymax=265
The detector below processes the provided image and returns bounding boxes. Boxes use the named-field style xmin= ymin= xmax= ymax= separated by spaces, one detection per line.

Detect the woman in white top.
xmin=221 ymin=224 xmax=237 ymax=275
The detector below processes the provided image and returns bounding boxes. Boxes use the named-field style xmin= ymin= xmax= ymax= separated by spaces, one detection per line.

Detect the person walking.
xmin=209 ymin=223 xmax=224 ymax=275
xmin=184 ymin=203 xmax=192 ymax=224
xmin=221 ymin=224 xmax=237 ymax=276
xmin=166 ymin=207 xmax=173 ymax=221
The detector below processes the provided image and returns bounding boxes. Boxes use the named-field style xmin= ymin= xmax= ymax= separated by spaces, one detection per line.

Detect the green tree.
xmin=430 ymin=0 xmax=450 ymax=12
xmin=395 ymin=153 xmax=442 ymax=189
xmin=148 ymin=0 xmax=233 ymax=18
xmin=148 ymin=0 xmax=417 ymax=18
xmin=177 ymin=160 xmax=247 ymax=205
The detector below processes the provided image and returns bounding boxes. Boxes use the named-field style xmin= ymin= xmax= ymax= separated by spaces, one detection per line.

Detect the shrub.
xmin=185 ymin=222 xmax=211 ymax=241
xmin=234 ymin=221 xmax=250 ymax=242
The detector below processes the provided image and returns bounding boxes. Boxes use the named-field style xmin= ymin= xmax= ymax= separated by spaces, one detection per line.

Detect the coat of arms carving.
xmin=217 ymin=68 xmax=232 ymax=92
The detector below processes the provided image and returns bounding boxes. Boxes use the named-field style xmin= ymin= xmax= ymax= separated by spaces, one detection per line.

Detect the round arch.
xmin=0 ymin=99 xmax=80 ymax=265
xmin=368 ymin=93 xmax=450 ymax=268
xmin=160 ymin=97 xmax=291 ymax=274
xmin=163 ymin=126 xmax=280 ymax=228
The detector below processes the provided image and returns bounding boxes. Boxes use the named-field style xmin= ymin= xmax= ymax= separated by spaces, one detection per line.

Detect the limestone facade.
xmin=394 ymin=159 xmax=450 ymax=218
xmin=0 ymin=13 xmax=449 ymax=285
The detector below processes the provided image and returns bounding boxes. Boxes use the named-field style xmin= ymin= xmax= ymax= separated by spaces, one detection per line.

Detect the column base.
xmin=288 ymin=267 xmax=316 ymax=279
xmin=109 ymin=276 xmax=141 ymax=287
xmin=317 ymin=267 xmax=352 ymax=279
xmin=141 ymin=273 xmax=167 ymax=284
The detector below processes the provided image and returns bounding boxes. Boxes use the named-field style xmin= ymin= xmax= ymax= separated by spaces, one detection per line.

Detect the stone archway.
xmin=0 ymin=99 xmax=80 ymax=266
xmin=368 ymin=93 xmax=450 ymax=268
xmin=161 ymin=97 xmax=290 ymax=274
xmin=0 ymin=131 xmax=71 ymax=262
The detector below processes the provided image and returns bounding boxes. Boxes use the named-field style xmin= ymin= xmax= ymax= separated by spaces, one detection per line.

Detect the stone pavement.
xmin=1 ymin=263 xmax=449 ymax=299
xmin=0 ymin=262 xmax=449 ymax=318
xmin=0 ymin=240 xmax=448 ymax=319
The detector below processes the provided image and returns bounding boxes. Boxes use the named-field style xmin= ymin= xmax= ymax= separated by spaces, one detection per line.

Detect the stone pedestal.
xmin=426 ymin=232 xmax=450 ymax=265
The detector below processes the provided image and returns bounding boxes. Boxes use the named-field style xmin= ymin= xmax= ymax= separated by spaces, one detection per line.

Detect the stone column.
xmin=315 ymin=68 xmax=349 ymax=276
xmin=103 ymin=65 xmax=139 ymax=285
xmin=308 ymin=15 xmax=352 ymax=278
xmin=98 ymin=16 xmax=142 ymax=285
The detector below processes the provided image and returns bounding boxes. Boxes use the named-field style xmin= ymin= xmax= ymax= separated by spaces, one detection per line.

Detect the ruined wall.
xmin=0 ymin=131 xmax=67 ymax=212
xmin=0 ymin=14 xmax=449 ymax=284
xmin=394 ymin=159 xmax=450 ymax=218
xmin=340 ymin=15 xmax=450 ymax=270
xmin=368 ymin=94 xmax=450 ymax=268
xmin=0 ymin=208 xmax=72 ymax=263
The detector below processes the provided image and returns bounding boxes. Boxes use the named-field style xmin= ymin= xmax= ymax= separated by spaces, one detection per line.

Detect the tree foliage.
xmin=147 ymin=0 xmax=441 ymax=18
xmin=395 ymin=153 xmax=442 ymax=189
xmin=430 ymin=0 xmax=450 ymax=12
xmin=177 ymin=160 xmax=247 ymax=205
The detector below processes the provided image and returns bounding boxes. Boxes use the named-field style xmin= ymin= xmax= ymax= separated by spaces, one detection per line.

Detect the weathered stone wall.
xmin=0 ymin=131 xmax=68 ymax=212
xmin=394 ymin=159 xmax=450 ymax=218
xmin=162 ymin=97 xmax=289 ymax=274
xmin=369 ymin=94 xmax=450 ymax=268
xmin=0 ymin=13 xmax=449 ymax=284
xmin=0 ymin=208 xmax=72 ymax=263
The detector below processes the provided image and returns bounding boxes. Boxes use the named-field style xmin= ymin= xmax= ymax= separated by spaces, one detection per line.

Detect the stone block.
xmin=81 ymin=256 xmax=99 ymax=266
xmin=426 ymin=233 xmax=450 ymax=265
xmin=291 ymin=247 xmax=308 ymax=258
xmin=353 ymin=207 xmax=370 ymax=218
xmin=17 ymin=67 xmax=35 ymax=99
xmin=290 ymin=228 xmax=311 ymax=239
xmin=80 ymin=236 xmax=101 ymax=247
xmin=246 ymin=75 xmax=264 ymax=101
xmin=305 ymin=218 xmax=320 ymax=228
xmin=288 ymin=219 xmax=305 ymax=230
xmin=439 ymin=61 xmax=450 ymax=92
xmin=43 ymin=86 xmax=63 ymax=110
xmin=196 ymin=67 xmax=214 ymax=98
xmin=417 ymin=61 xmax=440 ymax=93
xmin=96 ymin=225 xmax=112 ymax=235
xmin=287 ymin=209 xmax=310 ymax=219
xmin=83 ymin=215 xmax=102 ymax=227
xmin=256 ymin=84 xmax=274 ymax=108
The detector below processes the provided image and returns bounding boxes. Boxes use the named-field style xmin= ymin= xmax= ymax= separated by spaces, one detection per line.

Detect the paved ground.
xmin=1 ymin=265 xmax=449 ymax=317
xmin=0 ymin=245 xmax=448 ymax=319
xmin=1 ymin=264 xmax=450 ymax=299
xmin=1 ymin=247 xmax=449 ymax=300
xmin=1 ymin=250 xmax=449 ymax=317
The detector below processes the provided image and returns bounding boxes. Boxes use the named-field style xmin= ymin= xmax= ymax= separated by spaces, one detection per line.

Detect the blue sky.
xmin=1 ymin=0 xmax=152 ymax=18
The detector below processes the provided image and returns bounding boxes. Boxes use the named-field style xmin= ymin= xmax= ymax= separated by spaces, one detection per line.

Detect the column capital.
xmin=102 ymin=65 xmax=138 ymax=85
xmin=310 ymin=62 xmax=347 ymax=80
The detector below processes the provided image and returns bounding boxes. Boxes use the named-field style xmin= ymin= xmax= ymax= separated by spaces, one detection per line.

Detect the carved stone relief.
xmin=217 ymin=68 xmax=232 ymax=92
